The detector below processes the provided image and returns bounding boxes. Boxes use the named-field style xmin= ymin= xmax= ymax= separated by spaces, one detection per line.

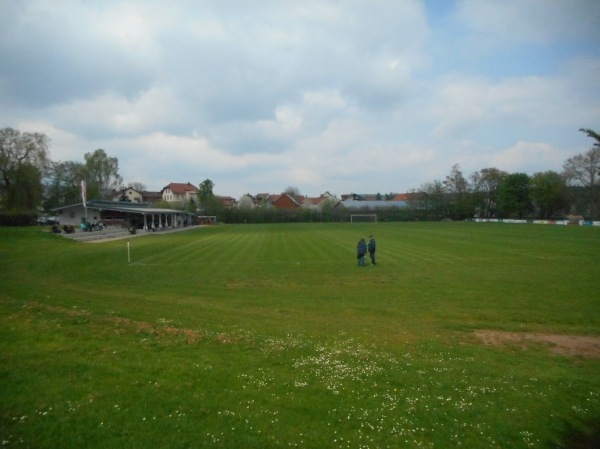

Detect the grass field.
xmin=1 ymin=222 xmax=599 ymax=448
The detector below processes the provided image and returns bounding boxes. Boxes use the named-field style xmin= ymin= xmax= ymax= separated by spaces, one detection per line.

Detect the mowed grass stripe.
xmin=133 ymin=224 xmax=354 ymax=267
xmin=131 ymin=226 xmax=250 ymax=266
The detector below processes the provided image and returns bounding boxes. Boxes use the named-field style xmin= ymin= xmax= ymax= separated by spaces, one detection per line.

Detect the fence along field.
xmin=0 ymin=222 xmax=599 ymax=448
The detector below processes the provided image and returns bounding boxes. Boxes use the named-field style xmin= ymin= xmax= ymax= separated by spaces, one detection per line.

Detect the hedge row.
xmin=0 ymin=212 xmax=38 ymax=226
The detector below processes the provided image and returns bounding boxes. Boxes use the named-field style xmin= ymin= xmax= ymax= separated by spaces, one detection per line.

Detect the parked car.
xmin=36 ymin=216 xmax=59 ymax=225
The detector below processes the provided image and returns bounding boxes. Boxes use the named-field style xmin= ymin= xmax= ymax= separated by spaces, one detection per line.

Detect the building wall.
xmin=162 ymin=188 xmax=198 ymax=205
xmin=114 ymin=188 xmax=143 ymax=203
xmin=54 ymin=205 xmax=102 ymax=226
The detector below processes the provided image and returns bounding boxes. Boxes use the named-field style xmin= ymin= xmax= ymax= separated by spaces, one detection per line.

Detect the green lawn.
xmin=1 ymin=222 xmax=599 ymax=448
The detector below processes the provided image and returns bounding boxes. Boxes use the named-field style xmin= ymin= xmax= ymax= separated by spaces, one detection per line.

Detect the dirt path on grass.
xmin=474 ymin=330 xmax=600 ymax=358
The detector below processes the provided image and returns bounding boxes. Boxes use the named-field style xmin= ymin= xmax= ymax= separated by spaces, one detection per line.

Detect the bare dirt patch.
xmin=474 ymin=330 xmax=600 ymax=358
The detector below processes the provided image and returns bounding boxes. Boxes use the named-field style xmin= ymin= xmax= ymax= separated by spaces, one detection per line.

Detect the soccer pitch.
xmin=1 ymin=222 xmax=599 ymax=448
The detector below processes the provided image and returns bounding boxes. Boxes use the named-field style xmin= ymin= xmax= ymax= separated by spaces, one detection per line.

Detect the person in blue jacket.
xmin=368 ymin=235 xmax=376 ymax=266
xmin=357 ymin=238 xmax=367 ymax=266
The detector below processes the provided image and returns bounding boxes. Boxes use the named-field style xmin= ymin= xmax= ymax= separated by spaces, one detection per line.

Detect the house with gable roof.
xmin=271 ymin=193 xmax=301 ymax=209
xmin=301 ymin=191 xmax=338 ymax=210
xmin=141 ymin=190 xmax=163 ymax=205
xmin=216 ymin=195 xmax=237 ymax=208
xmin=161 ymin=182 xmax=199 ymax=207
xmin=113 ymin=187 xmax=144 ymax=203
xmin=113 ymin=187 xmax=163 ymax=205
xmin=236 ymin=191 xmax=338 ymax=210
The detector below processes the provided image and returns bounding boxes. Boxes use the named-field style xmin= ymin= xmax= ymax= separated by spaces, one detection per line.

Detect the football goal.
xmin=350 ymin=214 xmax=377 ymax=223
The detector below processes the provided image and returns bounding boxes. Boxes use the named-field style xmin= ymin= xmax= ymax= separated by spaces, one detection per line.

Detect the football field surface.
xmin=1 ymin=222 xmax=599 ymax=448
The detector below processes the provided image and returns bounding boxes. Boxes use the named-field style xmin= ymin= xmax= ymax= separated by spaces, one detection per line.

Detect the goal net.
xmin=350 ymin=214 xmax=377 ymax=223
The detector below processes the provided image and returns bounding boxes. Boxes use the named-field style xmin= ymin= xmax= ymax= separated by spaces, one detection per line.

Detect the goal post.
xmin=350 ymin=214 xmax=377 ymax=223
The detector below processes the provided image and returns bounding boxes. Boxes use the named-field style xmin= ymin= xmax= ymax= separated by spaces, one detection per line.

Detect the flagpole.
xmin=81 ymin=180 xmax=88 ymax=224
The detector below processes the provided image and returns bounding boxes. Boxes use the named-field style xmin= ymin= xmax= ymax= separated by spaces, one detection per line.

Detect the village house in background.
xmin=237 ymin=191 xmax=339 ymax=209
xmin=110 ymin=186 xmax=413 ymax=213
xmin=113 ymin=187 xmax=162 ymax=205
xmin=161 ymin=182 xmax=199 ymax=206
xmin=52 ymin=179 xmax=417 ymax=231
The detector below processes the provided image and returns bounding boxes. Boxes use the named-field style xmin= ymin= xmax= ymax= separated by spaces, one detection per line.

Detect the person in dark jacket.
xmin=357 ymin=238 xmax=367 ymax=267
xmin=368 ymin=235 xmax=376 ymax=265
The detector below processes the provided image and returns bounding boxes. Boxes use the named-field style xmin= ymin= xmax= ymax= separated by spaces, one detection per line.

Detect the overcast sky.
xmin=1 ymin=0 xmax=599 ymax=198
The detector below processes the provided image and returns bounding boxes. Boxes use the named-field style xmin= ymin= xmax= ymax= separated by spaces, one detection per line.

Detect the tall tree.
xmin=198 ymin=179 xmax=215 ymax=203
xmin=470 ymin=167 xmax=508 ymax=218
xmin=562 ymin=129 xmax=600 ymax=218
xmin=498 ymin=173 xmax=532 ymax=219
xmin=44 ymin=160 xmax=86 ymax=209
xmin=420 ymin=180 xmax=445 ymax=220
xmin=6 ymin=163 xmax=43 ymax=212
xmin=579 ymin=128 xmax=600 ymax=148
xmin=127 ymin=182 xmax=147 ymax=191
xmin=198 ymin=178 xmax=220 ymax=213
xmin=0 ymin=128 xmax=50 ymax=211
xmin=530 ymin=171 xmax=568 ymax=219
xmin=284 ymin=186 xmax=301 ymax=201
xmin=84 ymin=149 xmax=123 ymax=200
xmin=198 ymin=178 xmax=216 ymax=214
xmin=443 ymin=164 xmax=471 ymax=219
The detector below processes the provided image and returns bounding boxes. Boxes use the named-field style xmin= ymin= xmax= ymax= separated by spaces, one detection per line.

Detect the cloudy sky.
xmin=1 ymin=0 xmax=599 ymax=198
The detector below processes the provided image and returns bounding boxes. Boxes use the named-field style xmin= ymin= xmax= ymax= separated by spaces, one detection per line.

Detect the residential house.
xmin=113 ymin=187 xmax=171 ymax=205
xmin=162 ymin=182 xmax=199 ymax=207
xmin=393 ymin=193 xmax=415 ymax=201
xmin=239 ymin=191 xmax=338 ymax=210
xmin=271 ymin=193 xmax=301 ymax=209
xmin=216 ymin=195 xmax=237 ymax=208
xmin=301 ymin=191 xmax=338 ymax=210
xmin=255 ymin=193 xmax=271 ymax=206
xmin=113 ymin=187 xmax=144 ymax=203
xmin=141 ymin=190 xmax=163 ymax=205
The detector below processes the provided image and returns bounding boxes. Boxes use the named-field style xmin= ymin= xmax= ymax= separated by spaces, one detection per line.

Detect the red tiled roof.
xmin=163 ymin=182 xmax=198 ymax=194
xmin=273 ymin=193 xmax=301 ymax=208
xmin=393 ymin=193 xmax=409 ymax=201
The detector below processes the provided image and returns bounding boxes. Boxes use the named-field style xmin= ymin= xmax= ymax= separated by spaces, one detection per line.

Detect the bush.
xmin=0 ymin=210 xmax=38 ymax=226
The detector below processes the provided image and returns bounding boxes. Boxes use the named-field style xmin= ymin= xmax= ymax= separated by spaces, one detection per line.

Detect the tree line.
xmin=0 ymin=127 xmax=123 ymax=224
xmin=1 ymin=126 xmax=599 ymax=224
xmin=411 ymin=128 xmax=599 ymax=221
xmin=199 ymin=128 xmax=600 ymax=223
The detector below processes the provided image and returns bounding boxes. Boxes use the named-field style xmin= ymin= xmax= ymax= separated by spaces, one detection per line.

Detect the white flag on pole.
xmin=81 ymin=180 xmax=87 ymax=207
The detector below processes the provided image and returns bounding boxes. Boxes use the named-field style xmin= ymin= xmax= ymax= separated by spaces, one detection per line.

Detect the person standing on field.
xmin=368 ymin=235 xmax=376 ymax=266
xmin=357 ymin=238 xmax=367 ymax=267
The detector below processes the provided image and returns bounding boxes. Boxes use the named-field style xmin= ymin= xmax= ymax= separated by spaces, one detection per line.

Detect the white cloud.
xmin=49 ymin=86 xmax=183 ymax=137
xmin=1 ymin=0 xmax=599 ymax=198
xmin=491 ymin=141 xmax=565 ymax=173
xmin=13 ymin=120 xmax=86 ymax=162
